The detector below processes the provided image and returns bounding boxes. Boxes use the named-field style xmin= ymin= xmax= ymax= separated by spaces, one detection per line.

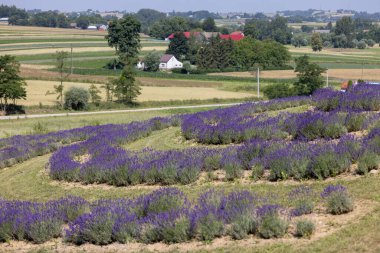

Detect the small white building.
xmin=87 ymin=25 xmax=98 ymax=30
xmin=136 ymin=61 xmax=145 ymax=70
xmin=159 ymin=54 xmax=183 ymax=70
xmin=0 ymin=18 xmax=9 ymax=25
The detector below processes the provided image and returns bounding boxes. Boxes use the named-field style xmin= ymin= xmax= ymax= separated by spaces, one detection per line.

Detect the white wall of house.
xmin=160 ymin=56 xmax=183 ymax=70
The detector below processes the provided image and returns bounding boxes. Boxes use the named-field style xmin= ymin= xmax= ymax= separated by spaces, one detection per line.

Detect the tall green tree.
xmin=197 ymin=36 xmax=235 ymax=70
xmin=106 ymin=16 xmax=142 ymax=104
xmin=149 ymin=17 xmax=189 ymax=39
xmin=55 ymin=51 xmax=70 ymax=108
xmin=106 ymin=16 xmax=141 ymax=61
xmin=166 ymin=32 xmax=189 ymax=60
xmin=114 ymin=65 xmax=141 ymax=104
xmin=0 ymin=55 xmax=26 ymax=114
xmin=202 ymin=17 xmax=217 ymax=32
xmin=293 ymin=55 xmax=325 ymax=96
xmin=311 ymin=33 xmax=323 ymax=51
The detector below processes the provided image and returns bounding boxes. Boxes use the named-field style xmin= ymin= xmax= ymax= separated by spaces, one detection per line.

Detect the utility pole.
xmin=70 ymin=44 xmax=73 ymax=75
xmin=257 ymin=67 xmax=260 ymax=98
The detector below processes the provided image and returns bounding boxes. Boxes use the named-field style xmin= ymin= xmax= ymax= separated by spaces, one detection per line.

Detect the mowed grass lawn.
xmin=21 ymin=80 xmax=253 ymax=106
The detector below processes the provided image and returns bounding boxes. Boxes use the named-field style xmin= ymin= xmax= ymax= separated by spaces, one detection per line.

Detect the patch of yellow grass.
xmin=21 ymin=80 xmax=252 ymax=106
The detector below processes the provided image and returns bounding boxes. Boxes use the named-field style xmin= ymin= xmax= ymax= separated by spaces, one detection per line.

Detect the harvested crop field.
xmin=0 ymin=46 xmax=167 ymax=56
xmin=21 ymin=80 xmax=252 ymax=106
xmin=209 ymin=69 xmax=380 ymax=81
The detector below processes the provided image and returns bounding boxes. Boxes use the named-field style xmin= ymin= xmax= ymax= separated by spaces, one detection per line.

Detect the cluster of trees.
xmin=163 ymin=34 xmax=291 ymax=72
xmin=0 ymin=4 xmax=110 ymax=28
xmin=244 ymin=16 xmax=292 ymax=44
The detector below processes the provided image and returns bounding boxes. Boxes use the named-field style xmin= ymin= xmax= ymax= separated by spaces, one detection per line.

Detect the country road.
xmin=0 ymin=103 xmax=242 ymax=120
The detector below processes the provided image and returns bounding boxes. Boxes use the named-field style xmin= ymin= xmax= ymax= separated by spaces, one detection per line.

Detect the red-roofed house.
xmin=159 ymin=54 xmax=183 ymax=70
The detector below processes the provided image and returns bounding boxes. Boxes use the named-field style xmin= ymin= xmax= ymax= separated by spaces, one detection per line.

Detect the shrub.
xmin=161 ymin=217 xmax=191 ymax=243
xmin=357 ymin=151 xmax=380 ymax=175
xmin=64 ymin=87 xmax=90 ymax=111
xmin=321 ymin=185 xmax=354 ymax=215
xmin=258 ymin=213 xmax=288 ymax=239
xmin=228 ymin=215 xmax=257 ymax=240
xmin=197 ymin=214 xmax=224 ymax=241
xmin=25 ymin=213 xmax=63 ymax=244
xmin=295 ymin=220 xmax=315 ymax=238
xmin=263 ymin=83 xmax=297 ymax=99
xmin=224 ymin=163 xmax=243 ymax=181
xmin=288 ymin=186 xmax=316 ymax=216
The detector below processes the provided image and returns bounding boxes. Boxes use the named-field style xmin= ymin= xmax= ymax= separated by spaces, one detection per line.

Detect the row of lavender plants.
xmin=313 ymin=84 xmax=380 ymax=112
xmin=49 ymin=125 xmax=380 ymax=184
xmin=0 ymin=96 xmax=311 ymax=169
xmin=182 ymin=85 xmax=380 ymax=145
xmin=0 ymin=185 xmax=353 ymax=245
xmin=0 ymin=116 xmax=180 ymax=169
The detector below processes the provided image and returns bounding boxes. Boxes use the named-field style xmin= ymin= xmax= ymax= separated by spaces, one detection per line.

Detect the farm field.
xmin=21 ymin=80 xmax=253 ymax=106
xmin=0 ymin=84 xmax=379 ymax=252
xmin=210 ymin=68 xmax=380 ymax=81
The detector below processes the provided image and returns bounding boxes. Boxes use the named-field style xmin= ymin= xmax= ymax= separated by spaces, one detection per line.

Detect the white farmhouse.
xmin=159 ymin=54 xmax=183 ymax=70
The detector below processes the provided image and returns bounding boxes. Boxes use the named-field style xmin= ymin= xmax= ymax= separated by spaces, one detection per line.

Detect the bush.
xmin=64 ymin=87 xmax=90 ymax=111
xmin=25 ymin=214 xmax=63 ymax=244
xmin=295 ymin=220 xmax=315 ymax=238
xmin=258 ymin=213 xmax=288 ymax=239
xmin=321 ymin=185 xmax=354 ymax=215
xmin=161 ymin=217 xmax=191 ymax=243
xmin=357 ymin=151 xmax=380 ymax=175
xmin=228 ymin=215 xmax=257 ymax=240
xmin=357 ymin=40 xmax=367 ymax=49
xmin=197 ymin=214 xmax=224 ymax=241
xmin=263 ymin=83 xmax=297 ymax=99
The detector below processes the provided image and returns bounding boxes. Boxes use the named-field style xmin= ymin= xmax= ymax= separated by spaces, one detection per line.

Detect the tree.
xmin=335 ymin=17 xmax=355 ymax=37
xmin=88 ymin=84 xmax=102 ymax=104
xmin=149 ymin=17 xmax=189 ymax=39
xmin=114 ymin=65 xmax=141 ymax=103
xmin=101 ymin=78 xmax=116 ymax=102
xmin=106 ymin=16 xmax=141 ymax=61
xmin=54 ymin=51 xmax=70 ymax=108
xmin=311 ymin=33 xmax=323 ymax=51
xmin=106 ymin=16 xmax=142 ymax=105
xmin=135 ymin=9 xmax=166 ymax=34
xmin=0 ymin=55 xmax=26 ymax=114
xmin=166 ymin=32 xmax=189 ymax=60
xmin=301 ymin=25 xmax=313 ymax=33
xmin=244 ymin=16 xmax=292 ymax=44
xmin=202 ymin=17 xmax=217 ymax=32
xmin=233 ymin=37 xmax=290 ymax=70
xmin=291 ymin=35 xmax=307 ymax=48
xmin=76 ymin=15 xmax=90 ymax=29
xmin=197 ymin=36 xmax=235 ymax=70
xmin=64 ymin=87 xmax=89 ymax=110
xmin=332 ymin=34 xmax=348 ymax=48
xmin=293 ymin=55 xmax=325 ymax=96
xmin=144 ymin=50 xmax=161 ymax=72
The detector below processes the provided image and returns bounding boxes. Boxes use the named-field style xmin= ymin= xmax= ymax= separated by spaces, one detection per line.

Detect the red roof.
xmin=167 ymin=32 xmax=201 ymax=39
xmin=167 ymin=31 xmax=244 ymax=41
xmin=160 ymin=54 xmax=174 ymax=63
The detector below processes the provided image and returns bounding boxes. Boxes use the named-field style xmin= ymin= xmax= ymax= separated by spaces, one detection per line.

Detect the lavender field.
xmin=0 ymin=84 xmax=379 ymax=252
